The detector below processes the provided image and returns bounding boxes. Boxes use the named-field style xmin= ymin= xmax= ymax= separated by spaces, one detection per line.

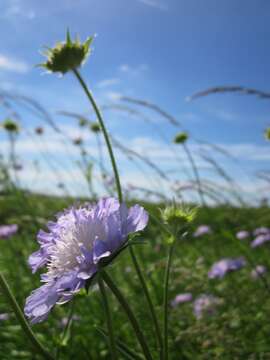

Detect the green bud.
xmin=2 ymin=119 xmax=19 ymax=133
xmin=162 ymin=203 xmax=197 ymax=233
xmin=264 ymin=127 xmax=270 ymax=141
xmin=174 ymin=132 xmax=188 ymax=144
xmin=40 ymin=30 xmax=94 ymax=74
xmin=90 ymin=122 xmax=101 ymax=133
xmin=79 ymin=118 xmax=87 ymax=127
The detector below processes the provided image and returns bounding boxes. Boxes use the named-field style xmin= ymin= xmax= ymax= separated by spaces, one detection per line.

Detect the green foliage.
xmin=0 ymin=194 xmax=269 ymax=359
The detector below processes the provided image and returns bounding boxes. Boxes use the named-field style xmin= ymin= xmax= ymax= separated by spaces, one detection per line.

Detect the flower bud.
xmin=40 ymin=30 xmax=93 ymax=74
xmin=174 ymin=132 xmax=188 ymax=144
xmin=90 ymin=122 xmax=101 ymax=133
xmin=264 ymin=127 xmax=270 ymax=141
xmin=2 ymin=119 xmax=19 ymax=133
xmin=162 ymin=203 xmax=197 ymax=234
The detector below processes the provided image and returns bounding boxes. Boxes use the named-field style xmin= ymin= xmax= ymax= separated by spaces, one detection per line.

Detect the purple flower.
xmin=253 ymin=227 xmax=269 ymax=236
xmin=251 ymin=265 xmax=267 ymax=280
xmin=193 ymin=294 xmax=221 ymax=319
xmin=193 ymin=225 xmax=212 ymax=237
xmin=0 ymin=224 xmax=18 ymax=239
xmin=236 ymin=230 xmax=249 ymax=240
xmin=208 ymin=257 xmax=246 ymax=279
xmin=24 ymin=198 xmax=148 ymax=324
xmin=251 ymin=233 xmax=270 ymax=248
xmin=171 ymin=293 xmax=193 ymax=307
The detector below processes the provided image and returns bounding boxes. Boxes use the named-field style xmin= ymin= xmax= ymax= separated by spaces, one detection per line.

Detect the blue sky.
xmin=0 ymin=0 xmax=269 ymax=203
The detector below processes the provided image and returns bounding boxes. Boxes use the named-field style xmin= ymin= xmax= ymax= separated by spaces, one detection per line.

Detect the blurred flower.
xmin=40 ymin=30 xmax=93 ymax=74
xmin=0 ymin=313 xmax=10 ymax=321
xmin=193 ymin=225 xmax=212 ymax=237
xmin=171 ymin=293 xmax=193 ymax=307
xmin=208 ymin=257 xmax=246 ymax=279
xmin=174 ymin=132 xmax=188 ymax=144
xmin=162 ymin=203 xmax=197 ymax=234
xmin=251 ymin=233 xmax=270 ymax=248
xmin=2 ymin=118 xmax=19 ymax=133
xmin=236 ymin=230 xmax=249 ymax=240
xmin=24 ymin=198 xmax=148 ymax=324
xmin=35 ymin=127 xmax=44 ymax=135
xmin=264 ymin=127 xmax=270 ymax=141
xmin=79 ymin=118 xmax=87 ymax=127
xmin=253 ymin=227 xmax=269 ymax=236
xmin=0 ymin=224 xmax=18 ymax=239
xmin=73 ymin=137 xmax=83 ymax=146
xmin=251 ymin=265 xmax=267 ymax=280
xmin=90 ymin=122 xmax=101 ymax=133
xmin=13 ymin=163 xmax=23 ymax=171
xmin=193 ymin=294 xmax=221 ymax=319
xmin=59 ymin=315 xmax=80 ymax=328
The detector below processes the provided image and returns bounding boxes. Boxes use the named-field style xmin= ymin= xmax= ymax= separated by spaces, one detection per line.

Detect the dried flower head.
xmin=40 ymin=30 xmax=93 ymax=74
xmin=24 ymin=198 xmax=148 ymax=323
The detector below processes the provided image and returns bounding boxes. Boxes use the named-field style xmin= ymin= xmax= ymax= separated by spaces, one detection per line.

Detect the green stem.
xmin=101 ymin=270 xmax=153 ymax=360
xmin=163 ymin=243 xmax=175 ymax=360
xmin=72 ymin=68 xmax=122 ymax=203
xmin=183 ymin=143 xmax=206 ymax=207
xmin=98 ymin=275 xmax=117 ymax=360
xmin=129 ymin=247 xmax=163 ymax=353
xmin=0 ymin=272 xmax=54 ymax=360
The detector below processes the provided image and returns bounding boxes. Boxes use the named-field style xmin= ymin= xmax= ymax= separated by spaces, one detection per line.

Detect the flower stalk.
xmin=98 ymin=275 xmax=117 ymax=360
xmin=0 ymin=272 xmax=54 ymax=360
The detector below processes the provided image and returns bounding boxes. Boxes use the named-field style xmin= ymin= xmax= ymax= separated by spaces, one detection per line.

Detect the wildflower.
xmin=251 ymin=233 xmax=270 ymax=248
xmin=208 ymin=257 xmax=246 ymax=279
xmin=251 ymin=265 xmax=267 ymax=280
xmin=174 ymin=132 xmax=188 ymax=144
xmin=193 ymin=225 xmax=211 ymax=237
xmin=171 ymin=293 xmax=193 ymax=307
xmin=236 ymin=230 xmax=249 ymax=240
xmin=13 ymin=163 xmax=23 ymax=171
xmin=253 ymin=227 xmax=269 ymax=236
xmin=193 ymin=294 xmax=221 ymax=319
xmin=40 ymin=30 xmax=93 ymax=74
xmin=0 ymin=224 xmax=18 ymax=239
xmin=24 ymin=198 xmax=148 ymax=324
xmin=79 ymin=118 xmax=87 ymax=127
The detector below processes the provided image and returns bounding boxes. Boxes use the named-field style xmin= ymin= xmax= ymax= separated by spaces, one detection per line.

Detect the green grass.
xmin=0 ymin=191 xmax=270 ymax=359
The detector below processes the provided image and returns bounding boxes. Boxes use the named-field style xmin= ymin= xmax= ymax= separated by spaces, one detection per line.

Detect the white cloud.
xmin=136 ymin=0 xmax=168 ymax=11
xmin=118 ymin=63 xmax=148 ymax=75
xmin=97 ymin=78 xmax=120 ymax=89
xmin=2 ymin=0 xmax=35 ymax=20
xmin=0 ymin=54 xmax=29 ymax=73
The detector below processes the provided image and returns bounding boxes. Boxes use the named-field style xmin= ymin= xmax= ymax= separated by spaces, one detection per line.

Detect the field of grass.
xmin=0 ymin=190 xmax=269 ymax=359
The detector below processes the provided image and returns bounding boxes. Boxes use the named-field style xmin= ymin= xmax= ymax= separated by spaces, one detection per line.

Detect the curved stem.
xmin=72 ymin=68 xmax=122 ymax=203
xmin=101 ymin=270 xmax=153 ymax=360
xmin=98 ymin=275 xmax=117 ymax=360
xmin=183 ymin=143 xmax=206 ymax=207
xmin=129 ymin=247 xmax=163 ymax=353
xmin=163 ymin=243 xmax=175 ymax=360
xmin=0 ymin=272 xmax=54 ymax=360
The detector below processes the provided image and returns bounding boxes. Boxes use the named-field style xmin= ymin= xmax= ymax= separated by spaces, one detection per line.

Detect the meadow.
xmin=0 ymin=31 xmax=269 ymax=360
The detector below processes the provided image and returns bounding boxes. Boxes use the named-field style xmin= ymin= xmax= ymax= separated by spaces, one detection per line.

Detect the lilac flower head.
xmin=193 ymin=225 xmax=212 ymax=237
xmin=253 ymin=227 xmax=269 ymax=236
xmin=24 ymin=198 xmax=148 ymax=324
xmin=251 ymin=265 xmax=267 ymax=280
xmin=171 ymin=293 xmax=193 ymax=307
xmin=251 ymin=233 xmax=270 ymax=248
xmin=0 ymin=224 xmax=18 ymax=239
xmin=193 ymin=294 xmax=221 ymax=319
xmin=208 ymin=257 xmax=246 ymax=279
xmin=236 ymin=230 xmax=249 ymax=240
